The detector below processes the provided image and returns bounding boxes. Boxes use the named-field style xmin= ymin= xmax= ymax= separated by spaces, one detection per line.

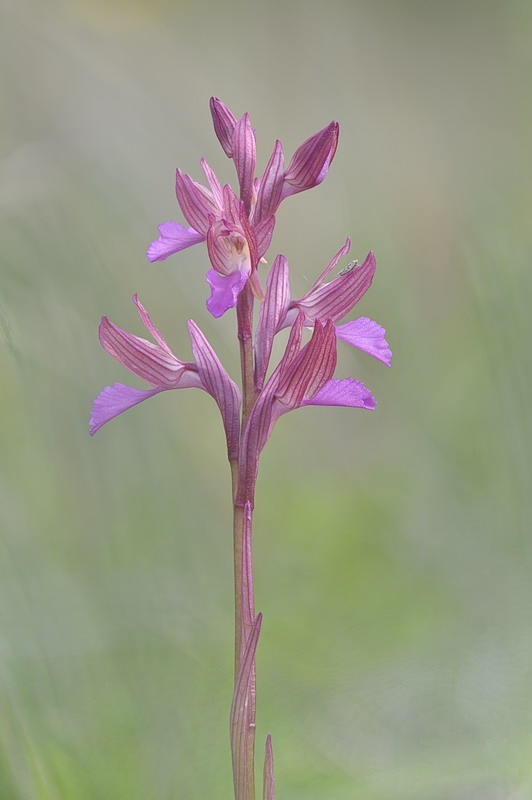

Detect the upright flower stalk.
xmin=90 ymin=98 xmax=391 ymax=799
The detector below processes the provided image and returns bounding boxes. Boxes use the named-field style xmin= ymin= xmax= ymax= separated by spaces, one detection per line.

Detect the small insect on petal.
xmin=338 ymin=259 xmax=358 ymax=276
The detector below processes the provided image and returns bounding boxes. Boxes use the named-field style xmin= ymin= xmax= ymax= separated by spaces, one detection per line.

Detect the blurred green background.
xmin=1 ymin=0 xmax=532 ymax=797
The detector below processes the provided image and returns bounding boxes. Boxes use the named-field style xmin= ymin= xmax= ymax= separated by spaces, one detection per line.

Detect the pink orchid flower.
xmin=254 ymin=241 xmax=392 ymax=391
xmin=90 ymin=294 xmax=240 ymax=459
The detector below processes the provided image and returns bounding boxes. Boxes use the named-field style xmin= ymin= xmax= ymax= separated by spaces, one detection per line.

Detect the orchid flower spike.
xmin=94 ymin=96 xmax=392 ymax=800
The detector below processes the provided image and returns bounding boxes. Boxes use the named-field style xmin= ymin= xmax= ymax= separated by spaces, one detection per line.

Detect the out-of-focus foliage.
xmin=1 ymin=0 xmax=531 ymax=797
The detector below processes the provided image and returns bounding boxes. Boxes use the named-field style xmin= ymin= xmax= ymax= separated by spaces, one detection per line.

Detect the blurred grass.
xmin=1 ymin=0 xmax=532 ymax=797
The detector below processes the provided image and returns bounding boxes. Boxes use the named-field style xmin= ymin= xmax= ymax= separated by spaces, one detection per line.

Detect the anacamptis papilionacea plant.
xmin=90 ymin=98 xmax=391 ymax=799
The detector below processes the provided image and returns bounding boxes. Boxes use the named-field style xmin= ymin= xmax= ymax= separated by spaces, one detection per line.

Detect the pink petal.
xmin=205 ymin=268 xmax=248 ymax=318
xmin=89 ymin=383 xmax=166 ymax=435
xmin=244 ymin=318 xmax=337 ymax=463
xmin=275 ymin=320 xmax=337 ymax=409
xmin=99 ymin=316 xmax=186 ymax=388
xmin=255 ymin=215 xmax=276 ymax=261
xmin=200 ymin=158 xmax=224 ymax=208
xmin=298 ymin=251 xmax=376 ymax=323
xmin=233 ymin=113 xmax=256 ymax=214
xmin=255 ymin=254 xmax=291 ymax=390
xmin=218 ymin=184 xmax=241 ymax=228
xmin=336 ymin=317 xmax=392 ymax=366
xmin=278 ymin=311 xmax=305 ymax=372
xmin=239 ymin=317 xmax=308 ymax=482
xmin=187 ymin=320 xmax=241 ymax=460
xmin=282 ymin=121 xmax=339 ymax=197
xmin=303 ymin=377 xmax=376 ymax=409
xmin=254 ymin=140 xmax=284 ymax=224
xmin=210 ymin=96 xmax=238 ymax=158
xmin=146 ymin=221 xmax=205 ymax=262
xmin=132 ymin=293 xmax=173 ymax=353
xmin=307 ymin=237 xmax=351 ymax=293
xmin=175 ymin=169 xmax=218 ymax=236
xmin=248 ymin=268 xmax=265 ymax=301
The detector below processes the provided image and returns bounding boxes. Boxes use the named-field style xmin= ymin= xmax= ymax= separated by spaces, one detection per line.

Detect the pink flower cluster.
xmin=90 ymin=97 xmax=391 ymax=446
xmin=147 ymin=98 xmax=338 ymax=317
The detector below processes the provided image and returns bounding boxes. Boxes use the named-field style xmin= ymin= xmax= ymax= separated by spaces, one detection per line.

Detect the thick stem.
xmin=237 ymin=284 xmax=256 ymax=426
xmin=231 ymin=284 xmax=258 ymax=800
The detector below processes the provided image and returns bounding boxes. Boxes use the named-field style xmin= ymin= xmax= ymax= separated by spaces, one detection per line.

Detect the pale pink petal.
xmin=254 ymin=140 xmax=284 ymax=224
xmin=239 ymin=318 xmax=305 ymax=479
xmin=307 ymin=237 xmax=351 ymax=293
xmin=187 ymin=320 xmax=241 ymax=460
xmin=303 ymin=377 xmax=376 ymax=409
xmin=132 ymin=294 xmax=172 ymax=354
xmin=239 ymin=314 xmax=314 ymax=486
xmin=248 ymin=268 xmax=265 ymax=301
xmin=221 ymin=183 xmax=242 ymax=226
xmin=146 ymin=221 xmax=205 ymax=262
xmin=336 ymin=317 xmax=392 ymax=366
xmin=278 ymin=311 xmax=305 ymax=372
xmin=282 ymin=121 xmax=339 ymax=197
xmin=210 ymin=96 xmax=237 ymax=158
xmin=205 ymin=268 xmax=248 ymax=318
xmin=255 ymin=254 xmax=291 ymax=390
xmin=238 ymin=386 xmax=272 ymax=498
xmin=99 ymin=316 xmax=187 ymax=388
xmin=255 ymin=215 xmax=276 ymax=261
xmin=236 ymin=199 xmax=259 ymax=270
xmin=200 ymin=158 xmax=224 ymax=208
xmin=275 ymin=320 xmax=337 ymax=409
xmin=89 ymin=383 xmax=166 ymax=435
xmin=244 ymin=319 xmax=337 ymax=463
xmin=175 ymin=170 xmax=217 ymax=236
xmin=233 ymin=113 xmax=256 ymax=213
xmin=298 ymin=251 xmax=376 ymax=323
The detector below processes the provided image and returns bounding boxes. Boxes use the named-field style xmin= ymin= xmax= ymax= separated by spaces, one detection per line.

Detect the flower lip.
xmin=206 ymin=268 xmax=249 ymax=318
xmin=336 ymin=317 xmax=392 ymax=367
